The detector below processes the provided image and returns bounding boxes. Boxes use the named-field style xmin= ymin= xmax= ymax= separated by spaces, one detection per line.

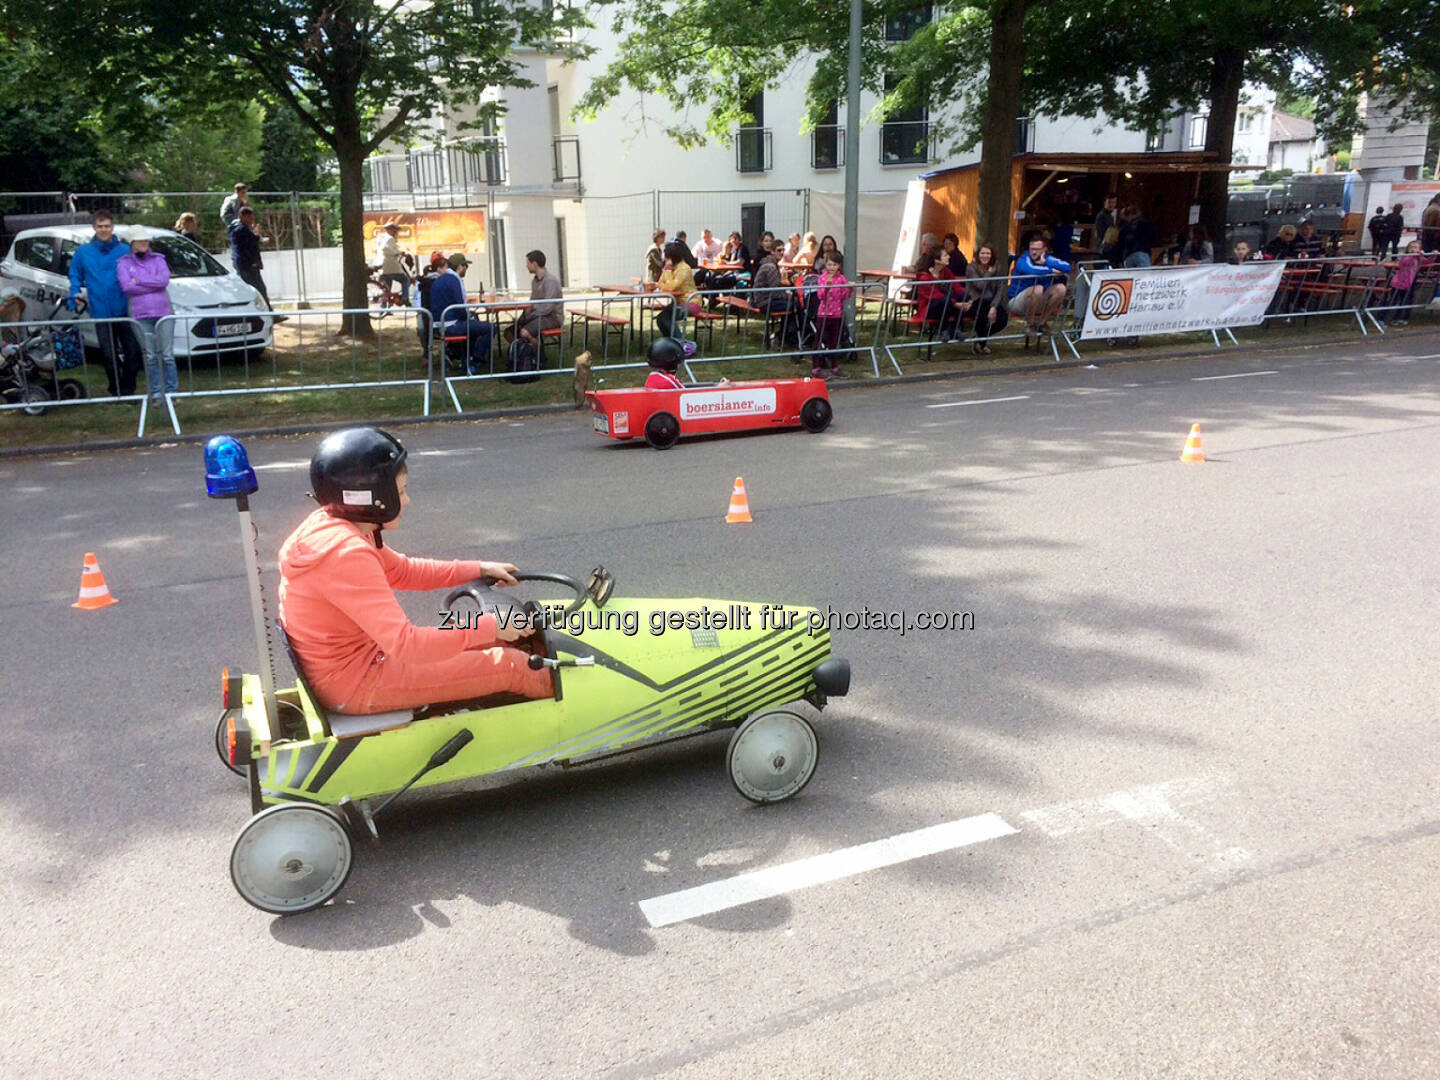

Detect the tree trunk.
xmin=1199 ymin=48 xmax=1245 ymax=256
xmin=977 ymin=0 xmax=1027 ymax=255
xmin=335 ymin=130 xmax=375 ymax=338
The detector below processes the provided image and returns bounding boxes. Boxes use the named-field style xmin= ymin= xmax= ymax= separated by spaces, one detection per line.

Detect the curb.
xmin=5 ymin=327 xmax=1434 ymax=459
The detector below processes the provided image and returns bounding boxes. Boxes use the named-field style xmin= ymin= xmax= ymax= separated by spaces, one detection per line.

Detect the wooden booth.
xmin=919 ymin=152 xmax=1251 ymax=260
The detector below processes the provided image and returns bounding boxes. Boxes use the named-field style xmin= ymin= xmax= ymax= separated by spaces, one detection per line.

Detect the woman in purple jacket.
xmin=116 ymin=233 xmax=177 ymax=405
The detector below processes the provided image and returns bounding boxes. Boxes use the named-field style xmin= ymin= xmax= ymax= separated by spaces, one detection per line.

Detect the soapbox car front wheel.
xmin=726 ymin=709 xmax=818 ymax=804
xmin=230 ymin=804 xmax=354 ymax=915
xmin=644 ymin=411 xmax=680 ymax=450
xmin=800 ymin=397 xmax=833 ymax=434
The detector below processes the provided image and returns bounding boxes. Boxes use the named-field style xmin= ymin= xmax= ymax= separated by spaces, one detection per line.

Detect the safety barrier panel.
xmin=436 ymin=279 xmax=890 ymax=412
xmin=153 ymin=307 xmax=434 ymax=434
xmin=0 ymin=314 xmax=163 ymax=437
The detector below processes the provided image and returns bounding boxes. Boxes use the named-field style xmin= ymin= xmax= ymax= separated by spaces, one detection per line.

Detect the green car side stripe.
xmin=505 ymin=625 xmax=822 ymax=767
xmin=306 ymin=738 xmax=362 ymax=793
xmin=510 ymin=634 xmax=830 ymax=767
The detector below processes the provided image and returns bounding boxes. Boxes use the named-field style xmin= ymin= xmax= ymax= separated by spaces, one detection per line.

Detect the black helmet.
xmin=309 ymin=427 xmax=408 ymax=524
xmin=648 ymin=337 xmax=684 ymax=372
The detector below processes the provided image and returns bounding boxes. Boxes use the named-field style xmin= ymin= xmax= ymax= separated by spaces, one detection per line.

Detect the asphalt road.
xmin=3 ymin=331 xmax=1438 ymax=1079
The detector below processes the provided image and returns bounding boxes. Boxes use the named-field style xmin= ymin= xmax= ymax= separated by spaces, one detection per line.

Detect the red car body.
xmin=585 ymin=377 xmax=834 ymax=449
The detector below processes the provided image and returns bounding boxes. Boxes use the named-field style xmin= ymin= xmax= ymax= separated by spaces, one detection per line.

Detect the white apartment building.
xmin=365 ymin=8 xmax=1277 ymax=288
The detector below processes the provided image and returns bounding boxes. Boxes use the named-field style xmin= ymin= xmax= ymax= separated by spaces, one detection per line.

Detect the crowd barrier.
xmin=436 ymin=279 xmax=893 ymax=412
xmin=153 ymin=307 xmax=435 ymax=433
xmin=0 ymin=314 xmax=163 ymax=437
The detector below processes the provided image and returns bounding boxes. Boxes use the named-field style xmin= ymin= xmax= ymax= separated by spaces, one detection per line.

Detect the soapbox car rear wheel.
xmin=230 ymin=804 xmax=354 ymax=915
xmin=800 ymin=397 xmax=833 ymax=433
xmin=644 ymin=411 xmax=680 ymax=450
xmin=726 ymin=709 xmax=818 ymax=804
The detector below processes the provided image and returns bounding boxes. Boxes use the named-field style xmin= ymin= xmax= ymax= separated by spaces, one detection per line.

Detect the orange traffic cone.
xmin=725 ymin=477 xmax=753 ymax=523
xmin=72 ymin=551 xmax=119 ymax=609
xmin=1180 ymin=423 xmax=1205 ymax=463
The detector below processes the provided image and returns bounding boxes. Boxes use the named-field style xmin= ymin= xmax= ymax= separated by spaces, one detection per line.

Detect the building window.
xmin=812 ymin=99 xmax=843 ymax=170
xmin=880 ymin=74 xmax=928 ymax=165
xmin=1237 ymin=111 xmax=1254 ymax=133
xmin=1015 ymin=116 xmax=1035 ymax=154
xmin=1145 ymin=124 xmax=1169 ymax=152
xmin=1189 ymin=115 xmax=1208 ymax=149
xmin=737 ymin=90 xmax=770 ymax=173
xmin=885 ymin=3 xmax=933 ymax=42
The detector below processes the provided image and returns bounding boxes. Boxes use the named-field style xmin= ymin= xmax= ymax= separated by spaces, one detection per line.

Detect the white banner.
xmin=679 ymin=387 xmax=777 ymax=421
xmin=1079 ymin=263 xmax=1286 ymax=340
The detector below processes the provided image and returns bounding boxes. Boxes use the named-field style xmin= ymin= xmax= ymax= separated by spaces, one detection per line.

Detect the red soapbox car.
xmin=585 ymin=377 xmax=833 ymax=450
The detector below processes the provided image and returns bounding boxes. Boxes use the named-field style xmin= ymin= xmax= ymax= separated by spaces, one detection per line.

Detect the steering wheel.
xmin=443 ymin=571 xmax=590 ymax=621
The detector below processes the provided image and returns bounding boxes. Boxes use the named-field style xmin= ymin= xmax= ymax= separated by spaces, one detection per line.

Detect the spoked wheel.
xmin=14 ymin=385 xmax=51 ymax=416
xmin=644 ymin=411 xmax=680 ymax=450
xmin=230 ymin=804 xmax=354 ymax=915
xmin=799 ymin=397 xmax=833 ymax=433
xmin=215 ymin=710 xmax=245 ymax=777
xmin=726 ymin=709 xmax=818 ymax=804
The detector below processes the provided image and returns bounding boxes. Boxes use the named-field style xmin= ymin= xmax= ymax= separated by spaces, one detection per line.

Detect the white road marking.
xmin=1407 ymin=352 xmax=1440 ymax=360
xmin=1192 ymin=370 xmax=1278 ymax=381
xmin=639 ymin=813 xmax=1019 ymax=928
xmin=1021 ymin=774 xmax=1250 ymax=872
xmin=925 ymin=395 xmax=1030 ymax=410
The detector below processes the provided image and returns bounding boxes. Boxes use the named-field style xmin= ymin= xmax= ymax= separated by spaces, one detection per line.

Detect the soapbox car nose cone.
xmin=812 ymin=658 xmax=850 ymax=697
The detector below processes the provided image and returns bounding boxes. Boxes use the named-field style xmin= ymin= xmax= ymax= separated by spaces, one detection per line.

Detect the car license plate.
xmin=215 ymin=320 xmax=249 ymax=336
xmin=592 ymin=414 xmax=609 ymax=434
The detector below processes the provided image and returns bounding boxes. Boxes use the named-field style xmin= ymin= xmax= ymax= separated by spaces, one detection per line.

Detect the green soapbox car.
xmin=217 ymin=568 xmax=851 ymax=915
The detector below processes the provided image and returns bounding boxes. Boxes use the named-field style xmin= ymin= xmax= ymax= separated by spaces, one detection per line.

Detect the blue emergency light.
xmin=204 ymin=435 xmax=258 ymax=499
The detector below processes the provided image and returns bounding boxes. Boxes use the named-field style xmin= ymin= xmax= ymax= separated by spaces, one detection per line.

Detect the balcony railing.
xmin=553 ymin=135 xmax=581 ymax=184
xmin=363 ymin=136 xmax=508 ymax=210
xmin=880 ymin=121 xmax=929 ymax=166
xmin=736 ymin=128 xmax=773 ymax=174
xmin=812 ymin=125 xmax=845 ymax=170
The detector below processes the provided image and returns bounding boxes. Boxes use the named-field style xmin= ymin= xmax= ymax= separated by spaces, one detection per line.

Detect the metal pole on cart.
xmin=235 ymin=492 xmax=280 ymax=735
xmin=205 ymin=436 xmax=279 ymax=736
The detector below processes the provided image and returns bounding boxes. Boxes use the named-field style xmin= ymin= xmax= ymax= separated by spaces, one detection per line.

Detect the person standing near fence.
xmin=1383 ymin=241 xmax=1437 ymax=326
xmin=1421 ymin=194 xmax=1440 ymax=253
xmin=66 ymin=209 xmax=142 ymax=398
xmin=810 ymin=251 xmax=850 ymax=379
xmin=645 ymin=229 xmax=666 ymax=283
xmin=174 ymin=212 xmax=199 ymax=246
xmin=1383 ymin=204 xmax=1405 ymax=257
xmin=220 ymin=182 xmax=249 ymax=227
xmin=1093 ymin=195 xmax=1118 ymax=264
xmin=229 ymin=206 xmax=272 ymax=310
xmin=1368 ymin=206 xmax=1389 ymax=256
xmin=116 ymin=233 xmax=177 ymax=407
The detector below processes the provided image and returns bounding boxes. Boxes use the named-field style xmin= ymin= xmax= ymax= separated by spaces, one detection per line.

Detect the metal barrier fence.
xmin=435 ymin=279 xmax=891 ymax=412
xmin=153 ymin=307 xmax=434 ymax=433
xmin=0 ymin=314 xmax=163 ymax=436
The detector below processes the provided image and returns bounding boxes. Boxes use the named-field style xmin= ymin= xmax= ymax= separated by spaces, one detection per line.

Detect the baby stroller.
xmin=0 ymin=296 xmax=88 ymax=416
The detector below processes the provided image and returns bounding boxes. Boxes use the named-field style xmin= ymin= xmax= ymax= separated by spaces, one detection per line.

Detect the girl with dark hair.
xmin=965 ymin=242 xmax=1009 ymax=354
xmin=656 ymin=239 xmax=702 ymax=347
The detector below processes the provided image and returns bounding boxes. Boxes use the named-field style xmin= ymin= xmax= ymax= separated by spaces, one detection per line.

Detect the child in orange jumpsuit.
xmin=278 ymin=427 xmax=553 ymax=714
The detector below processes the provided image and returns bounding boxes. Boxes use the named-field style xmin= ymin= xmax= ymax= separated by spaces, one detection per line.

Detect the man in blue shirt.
xmin=228 ymin=206 xmax=272 ymax=309
xmin=1007 ymin=236 xmax=1072 ymax=346
xmin=425 ymin=253 xmax=493 ymax=374
xmin=66 ymin=209 xmax=142 ymax=397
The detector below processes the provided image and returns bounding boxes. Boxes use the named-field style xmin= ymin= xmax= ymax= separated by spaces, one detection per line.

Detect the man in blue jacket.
xmin=67 ymin=209 xmax=142 ymax=397
xmin=1007 ymin=236 xmax=1071 ymax=347
xmin=228 ymin=206 xmax=272 ymax=309
xmin=425 ymin=253 xmax=493 ymax=374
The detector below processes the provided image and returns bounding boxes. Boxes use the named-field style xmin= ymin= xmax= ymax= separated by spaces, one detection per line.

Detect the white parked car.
xmin=0 ymin=225 xmax=274 ymax=360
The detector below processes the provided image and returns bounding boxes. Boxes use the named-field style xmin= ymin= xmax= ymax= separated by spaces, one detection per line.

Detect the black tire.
xmin=57 ymin=378 xmax=88 ymax=400
xmin=799 ymin=397 xmax=833 ymax=434
xmin=644 ymin=411 xmax=680 ymax=450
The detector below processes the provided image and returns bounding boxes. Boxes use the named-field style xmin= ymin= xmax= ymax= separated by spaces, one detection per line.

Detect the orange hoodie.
xmin=278 ymin=508 xmax=500 ymax=709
